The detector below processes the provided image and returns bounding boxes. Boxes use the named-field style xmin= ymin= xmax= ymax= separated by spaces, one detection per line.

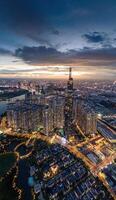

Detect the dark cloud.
xmin=0 ymin=0 xmax=58 ymax=46
xmin=52 ymin=30 xmax=60 ymax=35
xmin=15 ymin=46 xmax=65 ymax=65
xmin=15 ymin=45 xmax=116 ymax=68
xmin=82 ymin=32 xmax=108 ymax=43
xmin=0 ymin=48 xmax=12 ymax=55
xmin=0 ymin=0 xmax=116 ymax=79
xmin=26 ymin=35 xmax=52 ymax=47
xmin=0 ymin=0 xmax=116 ymax=50
xmin=0 ymin=0 xmax=45 ymax=30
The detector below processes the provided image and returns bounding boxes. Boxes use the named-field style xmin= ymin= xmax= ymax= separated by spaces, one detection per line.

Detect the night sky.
xmin=0 ymin=0 xmax=116 ymax=79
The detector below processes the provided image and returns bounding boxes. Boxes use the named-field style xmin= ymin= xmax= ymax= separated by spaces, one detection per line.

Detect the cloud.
xmin=0 ymin=69 xmax=17 ymax=74
xmin=82 ymin=32 xmax=108 ymax=43
xmin=15 ymin=46 xmax=65 ymax=65
xmin=52 ymin=30 xmax=60 ymax=35
xmin=0 ymin=48 xmax=12 ymax=55
xmin=14 ymin=45 xmax=116 ymax=69
xmin=0 ymin=0 xmax=58 ymax=46
xmin=0 ymin=0 xmax=45 ymax=30
xmin=70 ymin=8 xmax=92 ymax=17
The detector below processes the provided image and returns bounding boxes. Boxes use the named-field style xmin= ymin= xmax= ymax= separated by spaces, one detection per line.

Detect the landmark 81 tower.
xmin=64 ymin=67 xmax=74 ymax=138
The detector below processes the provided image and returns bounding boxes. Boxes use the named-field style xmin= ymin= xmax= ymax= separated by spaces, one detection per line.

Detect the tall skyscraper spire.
xmin=64 ymin=67 xmax=74 ymax=138
xmin=67 ymin=67 xmax=73 ymax=91
xmin=69 ymin=67 xmax=72 ymax=79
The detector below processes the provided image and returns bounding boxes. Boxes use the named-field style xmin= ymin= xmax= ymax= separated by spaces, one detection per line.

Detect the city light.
xmin=0 ymin=0 xmax=116 ymax=199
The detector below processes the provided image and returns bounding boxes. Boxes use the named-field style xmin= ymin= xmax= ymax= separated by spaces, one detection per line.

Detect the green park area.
xmin=0 ymin=152 xmax=17 ymax=178
xmin=0 ymin=152 xmax=18 ymax=200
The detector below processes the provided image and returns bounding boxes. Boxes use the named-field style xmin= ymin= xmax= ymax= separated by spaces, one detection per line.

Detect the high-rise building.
xmin=64 ymin=68 xmax=74 ymax=138
xmin=52 ymin=96 xmax=65 ymax=129
xmin=35 ymin=84 xmax=40 ymax=94
xmin=76 ymin=101 xmax=97 ymax=136
xmin=39 ymin=86 xmax=46 ymax=105
xmin=25 ymin=92 xmax=39 ymax=104
xmin=17 ymin=81 xmax=21 ymax=89
xmin=42 ymin=105 xmax=54 ymax=135
xmin=67 ymin=67 xmax=73 ymax=91
xmin=73 ymin=96 xmax=78 ymax=123
xmin=7 ymin=91 xmax=65 ymax=135
xmin=7 ymin=100 xmax=41 ymax=132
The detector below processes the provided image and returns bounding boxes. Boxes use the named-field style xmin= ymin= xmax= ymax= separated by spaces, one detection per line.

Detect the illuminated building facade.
xmin=42 ymin=105 xmax=54 ymax=135
xmin=76 ymin=101 xmax=97 ymax=136
xmin=53 ymin=96 xmax=65 ymax=129
xmin=64 ymin=67 xmax=74 ymax=138
xmin=7 ymin=101 xmax=41 ymax=132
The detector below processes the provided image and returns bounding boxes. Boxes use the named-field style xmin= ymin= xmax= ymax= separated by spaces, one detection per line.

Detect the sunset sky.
xmin=0 ymin=0 xmax=116 ymax=79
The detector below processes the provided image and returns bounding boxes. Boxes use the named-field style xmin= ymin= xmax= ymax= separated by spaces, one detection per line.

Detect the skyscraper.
xmin=42 ymin=104 xmax=54 ymax=135
xmin=53 ymin=95 xmax=65 ymax=129
xmin=64 ymin=68 xmax=74 ymax=138
xmin=7 ymin=100 xmax=41 ymax=132
xmin=76 ymin=101 xmax=97 ymax=136
xmin=67 ymin=67 xmax=73 ymax=91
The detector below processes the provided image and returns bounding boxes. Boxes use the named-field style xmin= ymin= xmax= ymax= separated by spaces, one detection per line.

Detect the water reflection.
xmin=0 ymin=94 xmax=25 ymax=115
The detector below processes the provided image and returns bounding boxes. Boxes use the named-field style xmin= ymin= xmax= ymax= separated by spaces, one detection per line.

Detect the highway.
xmin=3 ymin=129 xmax=116 ymax=173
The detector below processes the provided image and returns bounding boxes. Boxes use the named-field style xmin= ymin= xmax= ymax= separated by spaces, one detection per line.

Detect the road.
xmin=3 ymin=129 xmax=116 ymax=172
xmin=2 ymin=129 xmax=116 ymax=199
xmin=97 ymin=120 xmax=116 ymax=143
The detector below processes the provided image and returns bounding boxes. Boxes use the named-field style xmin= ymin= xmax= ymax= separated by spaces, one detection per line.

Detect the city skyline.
xmin=0 ymin=0 xmax=115 ymax=195
xmin=0 ymin=0 xmax=116 ymax=79
xmin=0 ymin=64 xmax=116 ymax=199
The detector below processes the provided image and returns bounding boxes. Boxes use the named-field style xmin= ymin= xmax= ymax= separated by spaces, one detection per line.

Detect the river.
xmin=0 ymin=94 xmax=25 ymax=116
xmin=0 ymin=95 xmax=32 ymax=199
xmin=7 ymin=137 xmax=33 ymax=200
xmin=17 ymin=159 xmax=32 ymax=200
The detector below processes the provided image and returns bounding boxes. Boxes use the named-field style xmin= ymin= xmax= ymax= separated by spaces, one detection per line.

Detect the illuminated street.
xmin=1 ymin=128 xmax=116 ymax=199
xmin=0 ymin=1 xmax=116 ymax=199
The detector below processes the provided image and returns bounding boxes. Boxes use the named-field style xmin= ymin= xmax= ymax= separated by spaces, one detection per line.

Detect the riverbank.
xmin=0 ymin=93 xmax=26 ymax=116
xmin=0 ymin=152 xmax=18 ymax=180
xmin=0 ymin=167 xmax=19 ymax=200
xmin=0 ymin=89 xmax=28 ymax=101
xmin=17 ymin=159 xmax=33 ymax=200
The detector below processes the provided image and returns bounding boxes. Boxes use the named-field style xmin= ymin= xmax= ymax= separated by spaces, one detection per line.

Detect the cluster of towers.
xmin=7 ymin=67 xmax=97 ymax=137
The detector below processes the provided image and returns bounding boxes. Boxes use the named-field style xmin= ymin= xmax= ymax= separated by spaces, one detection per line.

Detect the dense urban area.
xmin=0 ymin=69 xmax=116 ymax=200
